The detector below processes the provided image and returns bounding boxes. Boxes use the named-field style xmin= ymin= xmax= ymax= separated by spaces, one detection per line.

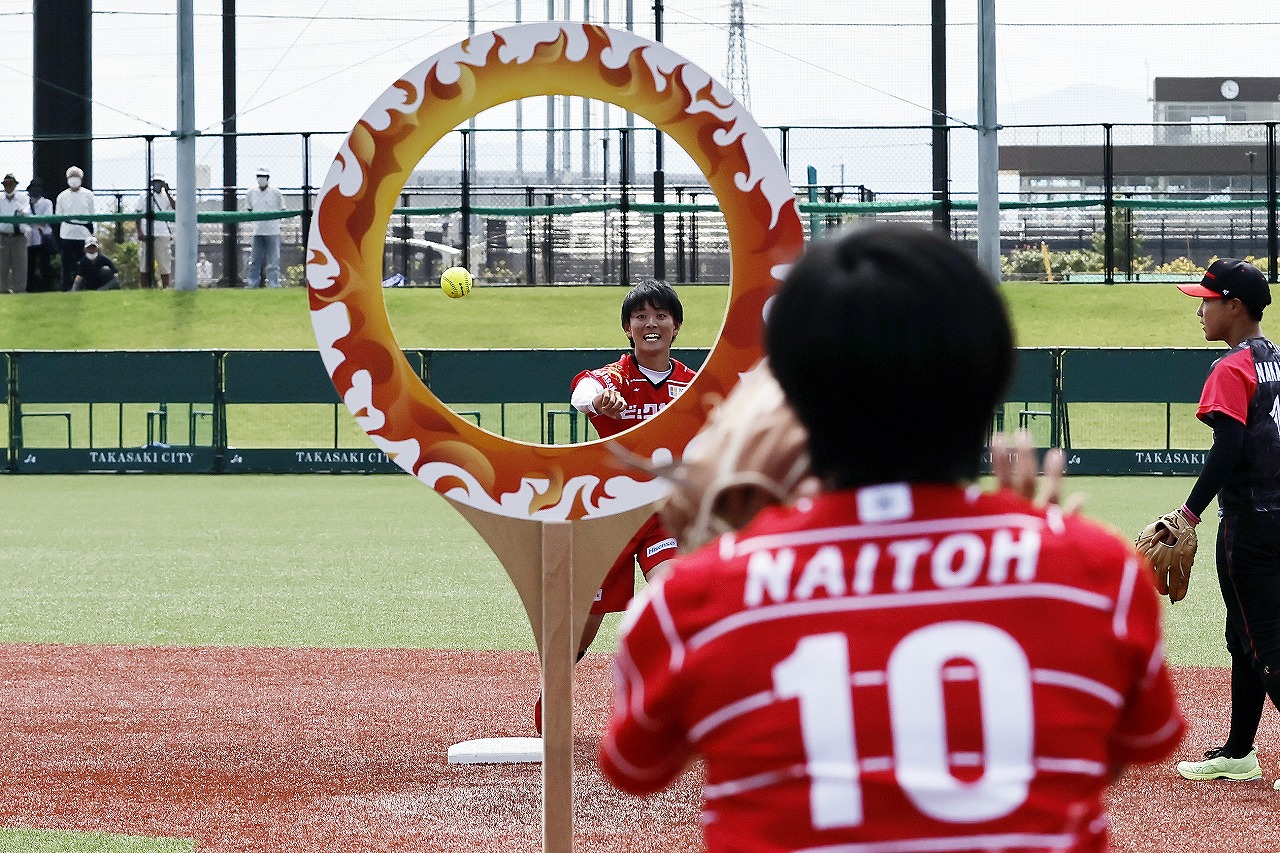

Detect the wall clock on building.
xmin=1221 ymin=79 xmax=1240 ymax=99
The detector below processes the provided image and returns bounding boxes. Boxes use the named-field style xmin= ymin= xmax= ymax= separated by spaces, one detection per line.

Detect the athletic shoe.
xmin=534 ymin=696 xmax=542 ymax=736
xmin=1176 ymin=746 xmax=1262 ymax=781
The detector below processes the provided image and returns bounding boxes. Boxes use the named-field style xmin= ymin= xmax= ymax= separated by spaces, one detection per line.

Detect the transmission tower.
xmin=726 ymin=0 xmax=751 ymax=109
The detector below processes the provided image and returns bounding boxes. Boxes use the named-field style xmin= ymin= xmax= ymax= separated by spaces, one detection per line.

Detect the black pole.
xmin=543 ymin=191 xmax=554 ymax=284
xmin=301 ymin=133 xmax=313 ymax=253
xmin=652 ymin=0 xmax=665 ymax=280
xmin=461 ymin=129 xmax=472 ymax=271
xmin=654 ymin=133 xmax=665 ymax=281
xmin=1124 ymin=195 xmax=1133 ymax=281
xmin=220 ymin=0 xmax=239 ymax=286
xmin=779 ymin=127 xmax=790 ymax=178
xmin=400 ymin=193 xmax=410 ymax=280
xmin=1103 ymin=124 xmax=1114 ymax=285
xmin=7 ymin=353 xmax=18 ymax=473
xmin=33 ymin=0 xmax=92 ymax=192
xmin=525 ymin=185 xmax=537 ymax=285
xmin=144 ymin=138 xmax=156 ymax=287
xmin=675 ymin=186 xmax=686 ymax=283
xmin=1268 ymin=122 xmax=1278 ymax=283
xmin=689 ymin=191 xmax=699 ymax=283
xmin=931 ymin=0 xmax=950 ymax=232
xmin=602 ymin=136 xmax=610 ymax=283
xmin=620 ymin=128 xmax=631 ymax=287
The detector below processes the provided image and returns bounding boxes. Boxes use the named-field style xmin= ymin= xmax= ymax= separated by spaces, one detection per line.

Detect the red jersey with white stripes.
xmin=600 ymin=483 xmax=1183 ymax=853
xmin=573 ymin=352 xmax=696 ymax=439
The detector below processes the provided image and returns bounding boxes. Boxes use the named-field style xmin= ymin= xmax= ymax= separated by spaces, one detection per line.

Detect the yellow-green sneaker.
xmin=1177 ymin=747 xmax=1262 ymax=781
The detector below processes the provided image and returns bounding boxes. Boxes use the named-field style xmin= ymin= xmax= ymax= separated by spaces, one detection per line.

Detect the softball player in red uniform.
xmin=1167 ymin=259 xmax=1280 ymax=786
xmin=600 ymin=226 xmax=1184 ymax=852
xmin=571 ymin=280 xmax=695 ymax=649
xmin=535 ymin=280 xmax=694 ymax=732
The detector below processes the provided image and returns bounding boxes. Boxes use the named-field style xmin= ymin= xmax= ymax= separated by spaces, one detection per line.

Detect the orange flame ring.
xmin=307 ymin=22 xmax=804 ymax=521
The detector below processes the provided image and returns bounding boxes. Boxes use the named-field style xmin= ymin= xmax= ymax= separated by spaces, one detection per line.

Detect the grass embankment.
xmin=0 ymin=282 xmax=1215 ymax=350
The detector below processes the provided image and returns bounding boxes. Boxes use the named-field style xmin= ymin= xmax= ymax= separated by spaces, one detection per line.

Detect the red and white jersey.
xmin=600 ymin=483 xmax=1183 ymax=853
xmin=572 ymin=352 xmax=696 ymax=439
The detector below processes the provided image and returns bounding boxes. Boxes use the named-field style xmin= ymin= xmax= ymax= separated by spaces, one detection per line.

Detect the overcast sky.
xmin=0 ymin=1 xmax=1275 ymax=189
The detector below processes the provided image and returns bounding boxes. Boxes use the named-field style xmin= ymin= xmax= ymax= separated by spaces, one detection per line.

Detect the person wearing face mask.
xmin=0 ymin=173 xmax=30 ymax=294
xmin=72 ymin=236 xmax=119 ymax=291
xmin=244 ymin=166 xmax=285 ymax=288
xmin=25 ymin=178 xmax=56 ymax=293
xmin=132 ymin=173 xmax=175 ymax=288
xmin=55 ymin=166 xmax=96 ymax=292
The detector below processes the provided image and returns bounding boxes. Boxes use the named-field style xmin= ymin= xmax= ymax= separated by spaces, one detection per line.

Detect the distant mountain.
xmin=998 ymin=83 xmax=1152 ymax=126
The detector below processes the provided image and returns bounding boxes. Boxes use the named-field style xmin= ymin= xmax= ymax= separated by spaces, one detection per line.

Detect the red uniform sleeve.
xmin=1107 ymin=554 xmax=1185 ymax=765
xmin=598 ymin=575 xmax=694 ymax=794
xmin=1198 ymin=349 xmax=1255 ymax=426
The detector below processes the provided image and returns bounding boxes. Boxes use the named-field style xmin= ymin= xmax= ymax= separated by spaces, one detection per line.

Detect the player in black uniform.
xmin=1168 ymin=259 xmax=1280 ymax=787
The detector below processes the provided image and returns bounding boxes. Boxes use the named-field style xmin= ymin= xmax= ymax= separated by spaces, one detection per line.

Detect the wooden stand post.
xmin=444 ymin=498 xmax=658 ymax=852
xmin=540 ymin=520 xmax=574 ymax=853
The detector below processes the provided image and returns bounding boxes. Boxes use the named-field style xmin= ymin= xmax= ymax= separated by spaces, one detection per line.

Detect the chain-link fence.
xmin=0 ymin=121 xmax=1276 ymax=288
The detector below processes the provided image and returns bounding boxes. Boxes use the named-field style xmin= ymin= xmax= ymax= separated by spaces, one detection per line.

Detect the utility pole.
xmin=976 ymin=0 xmax=999 ymax=281
xmin=221 ymin=0 xmax=239 ymax=286
xmin=931 ymin=0 xmax=950 ymax=233
xmin=726 ymin=0 xmax=750 ymax=108
xmin=175 ymin=0 xmax=198 ymax=291
xmin=33 ymin=1 xmax=92 ymax=193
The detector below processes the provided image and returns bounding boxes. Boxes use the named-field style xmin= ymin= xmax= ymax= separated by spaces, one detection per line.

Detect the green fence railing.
xmin=2 ymin=346 xmax=1222 ymax=476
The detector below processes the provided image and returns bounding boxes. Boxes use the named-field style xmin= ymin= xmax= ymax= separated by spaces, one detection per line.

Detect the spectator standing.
xmin=25 ymin=178 xmax=56 ymax=293
xmin=0 ymin=173 xmax=30 ymax=294
xmin=244 ymin=166 xmax=284 ymax=288
xmin=196 ymin=251 xmax=214 ymax=287
xmin=55 ymin=165 xmax=95 ymax=292
xmin=72 ymin=236 xmax=119 ymax=291
xmin=133 ymin=173 xmax=174 ymax=289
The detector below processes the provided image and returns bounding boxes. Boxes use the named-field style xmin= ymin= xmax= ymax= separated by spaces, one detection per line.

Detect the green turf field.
xmin=0 ymin=474 xmax=1228 ymax=667
xmin=0 ymin=828 xmax=192 ymax=853
xmin=0 ymin=282 xmax=1215 ymax=350
xmin=0 ymin=280 xmax=1238 ymax=852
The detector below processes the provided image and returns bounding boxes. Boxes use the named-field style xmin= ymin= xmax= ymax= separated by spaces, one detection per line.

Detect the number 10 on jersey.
xmin=772 ymin=621 xmax=1035 ymax=829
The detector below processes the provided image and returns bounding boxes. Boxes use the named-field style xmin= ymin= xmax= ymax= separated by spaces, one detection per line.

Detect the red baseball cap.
xmin=1178 ymin=258 xmax=1272 ymax=314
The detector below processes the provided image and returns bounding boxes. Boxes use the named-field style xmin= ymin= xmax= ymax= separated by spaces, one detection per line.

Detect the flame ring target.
xmin=306 ymin=22 xmax=804 ymax=521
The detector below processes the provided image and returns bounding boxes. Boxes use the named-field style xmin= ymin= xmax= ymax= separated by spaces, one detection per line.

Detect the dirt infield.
xmin=0 ymin=645 xmax=1277 ymax=852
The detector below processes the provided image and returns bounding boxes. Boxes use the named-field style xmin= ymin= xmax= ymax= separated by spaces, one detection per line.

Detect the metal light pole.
xmin=174 ymin=0 xmax=198 ymax=291
xmin=976 ymin=0 xmax=999 ymax=281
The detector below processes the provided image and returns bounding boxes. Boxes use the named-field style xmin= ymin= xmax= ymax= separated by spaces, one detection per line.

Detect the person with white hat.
xmin=244 ymin=165 xmax=285 ymax=288
xmin=0 ymin=173 xmax=30 ymax=294
xmin=132 ymin=172 xmax=175 ymax=288
xmin=71 ymin=235 xmax=119 ymax=291
xmin=55 ymin=165 xmax=95 ymax=291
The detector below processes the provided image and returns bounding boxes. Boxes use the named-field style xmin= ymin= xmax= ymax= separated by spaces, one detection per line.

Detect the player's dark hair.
xmin=621 ymin=279 xmax=684 ymax=335
xmin=767 ymin=224 xmax=1015 ymax=487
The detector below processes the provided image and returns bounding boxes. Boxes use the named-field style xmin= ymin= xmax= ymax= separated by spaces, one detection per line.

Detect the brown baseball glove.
xmin=1135 ymin=509 xmax=1198 ymax=603
xmin=606 ymin=362 xmax=812 ymax=552
xmin=659 ymin=362 xmax=813 ymax=551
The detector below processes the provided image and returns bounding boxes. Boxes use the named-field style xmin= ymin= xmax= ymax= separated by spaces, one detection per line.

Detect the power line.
xmin=81 ymin=11 xmax=1280 ymax=27
xmin=665 ymin=6 xmax=968 ymax=127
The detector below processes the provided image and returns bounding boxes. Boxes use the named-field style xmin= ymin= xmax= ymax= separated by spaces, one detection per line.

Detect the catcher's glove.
xmin=611 ymin=362 xmax=812 ymax=553
xmin=661 ymin=363 xmax=812 ymax=551
xmin=1135 ymin=509 xmax=1198 ymax=603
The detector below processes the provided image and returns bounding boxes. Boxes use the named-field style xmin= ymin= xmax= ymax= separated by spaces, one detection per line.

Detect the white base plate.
xmin=447 ymin=736 xmax=545 ymax=765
